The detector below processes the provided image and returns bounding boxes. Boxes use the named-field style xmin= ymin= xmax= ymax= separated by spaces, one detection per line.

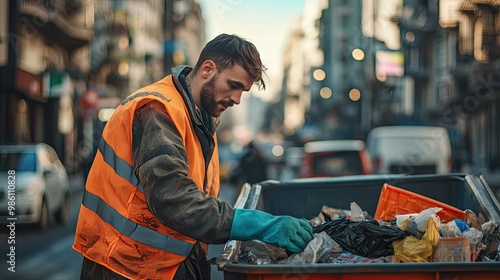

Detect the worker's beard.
xmin=200 ymin=76 xmax=218 ymax=117
xmin=200 ymin=74 xmax=233 ymax=117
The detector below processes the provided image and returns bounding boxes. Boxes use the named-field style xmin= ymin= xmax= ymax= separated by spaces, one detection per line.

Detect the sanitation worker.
xmin=73 ymin=33 xmax=314 ymax=280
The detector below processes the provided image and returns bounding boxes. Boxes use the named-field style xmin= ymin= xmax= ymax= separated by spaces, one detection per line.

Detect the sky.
xmin=196 ymin=0 xmax=306 ymax=101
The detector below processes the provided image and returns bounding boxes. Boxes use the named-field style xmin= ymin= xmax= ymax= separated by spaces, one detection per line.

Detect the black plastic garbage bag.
xmin=313 ymin=217 xmax=410 ymax=258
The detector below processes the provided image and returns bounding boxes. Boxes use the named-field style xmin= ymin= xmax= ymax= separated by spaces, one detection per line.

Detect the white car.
xmin=0 ymin=144 xmax=70 ymax=229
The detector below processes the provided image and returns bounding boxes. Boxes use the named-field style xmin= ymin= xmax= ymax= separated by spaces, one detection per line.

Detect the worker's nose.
xmin=230 ymin=91 xmax=242 ymax=105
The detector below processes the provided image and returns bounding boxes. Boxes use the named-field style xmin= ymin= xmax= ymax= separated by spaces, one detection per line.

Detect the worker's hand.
xmin=230 ymin=208 xmax=314 ymax=253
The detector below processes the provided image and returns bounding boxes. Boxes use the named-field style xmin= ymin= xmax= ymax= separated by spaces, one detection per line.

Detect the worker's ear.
xmin=200 ymin=60 xmax=217 ymax=79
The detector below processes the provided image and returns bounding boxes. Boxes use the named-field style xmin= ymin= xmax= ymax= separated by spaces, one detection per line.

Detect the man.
xmin=73 ymin=34 xmax=313 ymax=280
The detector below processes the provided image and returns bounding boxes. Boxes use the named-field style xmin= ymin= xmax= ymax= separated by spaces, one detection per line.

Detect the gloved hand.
xmin=230 ymin=208 xmax=314 ymax=253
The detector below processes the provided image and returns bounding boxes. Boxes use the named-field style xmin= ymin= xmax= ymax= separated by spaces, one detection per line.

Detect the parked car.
xmin=0 ymin=143 xmax=70 ymax=229
xmin=366 ymin=125 xmax=452 ymax=175
xmin=298 ymin=140 xmax=373 ymax=178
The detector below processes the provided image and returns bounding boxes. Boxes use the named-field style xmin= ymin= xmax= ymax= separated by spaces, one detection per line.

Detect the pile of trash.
xmin=236 ymin=185 xmax=500 ymax=265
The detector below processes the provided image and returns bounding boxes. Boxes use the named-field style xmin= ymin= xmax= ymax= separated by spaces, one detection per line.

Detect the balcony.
xmin=20 ymin=0 xmax=94 ymax=52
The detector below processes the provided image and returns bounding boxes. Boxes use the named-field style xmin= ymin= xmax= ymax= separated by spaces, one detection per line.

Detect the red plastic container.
xmin=374 ymin=183 xmax=466 ymax=222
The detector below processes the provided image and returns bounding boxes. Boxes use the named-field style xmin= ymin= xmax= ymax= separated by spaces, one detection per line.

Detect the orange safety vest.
xmin=73 ymin=75 xmax=220 ymax=280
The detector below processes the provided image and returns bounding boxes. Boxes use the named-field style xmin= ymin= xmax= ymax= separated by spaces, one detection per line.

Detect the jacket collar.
xmin=171 ymin=65 xmax=220 ymax=133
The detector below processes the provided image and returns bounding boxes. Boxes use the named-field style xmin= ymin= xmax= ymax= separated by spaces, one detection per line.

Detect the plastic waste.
xmin=396 ymin=207 xmax=441 ymax=239
xmin=432 ymin=236 xmax=471 ymax=262
xmin=278 ymin=232 xmax=343 ymax=264
xmin=455 ymin=219 xmax=470 ymax=232
xmin=392 ymin=219 xmax=440 ymax=263
xmin=412 ymin=207 xmax=442 ymax=232
xmin=350 ymin=202 xmax=364 ymax=221
xmin=320 ymin=251 xmax=394 ymax=264
xmin=439 ymin=220 xmax=462 ymax=238
xmin=314 ymin=217 xmax=409 ymax=258
xmin=237 ymin=240 xmax=288 ymax=265
xmin=463 ymin=227 xmax=483 ymax=245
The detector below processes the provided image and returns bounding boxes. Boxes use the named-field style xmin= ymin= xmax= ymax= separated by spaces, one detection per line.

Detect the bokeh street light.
xmin=320 ymin=87 xmax=333 ymax=99
xmin=352 ymin=48 xmax=365 ymax=61
xmin=313 ymin=69 xmax=326 ymax=81
xmin=349 ymin=88 xmax=361 ymax=101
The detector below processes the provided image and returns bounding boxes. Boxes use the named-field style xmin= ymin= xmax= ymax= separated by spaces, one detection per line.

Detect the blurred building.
xmin=78 ymin=0 xmax=166 ymax=159
xmin=279 ymin=0 xmax=400 ymax=144
xmin=0 ymin=0 xmax=94 ymax=171
xmin=87 ymin=0 xmax=205 ymax=98
xmin=280 ymin=0 xmax=499 ymax=182
xmin=320 ymin=0 xmax=369 ymax=139
xmin=168 ymin=0 xmax=206 ymax=69
xmin=319 ymin=0 xmax=404 ymax=139
xmin=442 ymin=0 xmax=499 ymax=175
xmin=281 ymin=17 xmax=308 ymax=136
xmin=361 ymin=0 xmax=404 ymax=130
xmin=276 ymin=0 xmax=326 ymax=144
xmin=85 ymin=0 xmax=167 ymax=100
xmin=392 ymin=0 xmax=500 ymax=176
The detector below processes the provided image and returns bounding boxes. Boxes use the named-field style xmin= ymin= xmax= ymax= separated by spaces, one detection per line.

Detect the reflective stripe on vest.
xmin=82 ymin=190 xmax=194 ymax=257
xmin=98 ymin=137 xmax=144 ymax=192
xmin=120 ymin=91 xmax=171 ymax=106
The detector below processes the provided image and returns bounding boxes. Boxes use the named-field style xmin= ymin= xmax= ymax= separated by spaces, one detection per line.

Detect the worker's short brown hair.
xmin=193 ymin=33 xmax=266 ymax=90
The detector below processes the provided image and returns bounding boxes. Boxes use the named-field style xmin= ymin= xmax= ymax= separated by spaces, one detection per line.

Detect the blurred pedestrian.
xmin=73 ymin=34 xmax=313 ymax=280
xmin=231 ymin=140 xmax=268 ymax=185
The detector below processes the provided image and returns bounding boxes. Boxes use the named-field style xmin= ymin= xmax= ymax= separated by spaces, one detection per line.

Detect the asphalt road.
xmin=0 ymin=175 xmax=85 ymax=280
xmin=0 ymin=175 xmax=239 ymax=280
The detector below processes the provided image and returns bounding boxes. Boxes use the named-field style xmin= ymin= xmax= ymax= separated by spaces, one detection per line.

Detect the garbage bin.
xmin=217 ymin=173 xmax=500 ymax=280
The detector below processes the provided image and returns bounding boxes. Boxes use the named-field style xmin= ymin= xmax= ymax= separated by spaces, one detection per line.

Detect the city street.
xmin=0 ymin=175 xmax=239 ymax=280
xmin=0 ymin=174 xmax=84 ymax=280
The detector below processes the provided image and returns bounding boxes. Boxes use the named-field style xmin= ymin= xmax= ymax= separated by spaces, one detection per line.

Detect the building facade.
xmin=395 ymin=0 xmax=499 ymax=177
xmin=0 ymin=0 xmax=94 ymax=171
xmin=283 ymin=0 xmax=498 ymax=183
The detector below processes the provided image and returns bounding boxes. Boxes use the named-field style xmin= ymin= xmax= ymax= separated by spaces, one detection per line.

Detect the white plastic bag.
xmin=413 ymin=207 xmax=442 ymax=232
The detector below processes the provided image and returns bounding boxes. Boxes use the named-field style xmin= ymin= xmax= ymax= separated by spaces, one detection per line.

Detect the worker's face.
xmin=200 ymin=63 xmax=254 ymax=117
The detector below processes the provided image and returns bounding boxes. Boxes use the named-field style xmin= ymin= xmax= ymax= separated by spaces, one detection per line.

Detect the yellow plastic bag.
xmin=392 ymin=219 xmax=440 ymax=263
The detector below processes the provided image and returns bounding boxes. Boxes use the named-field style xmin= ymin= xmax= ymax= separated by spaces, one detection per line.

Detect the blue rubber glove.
xmin=230 ymin=208 xmax=314 ymax=253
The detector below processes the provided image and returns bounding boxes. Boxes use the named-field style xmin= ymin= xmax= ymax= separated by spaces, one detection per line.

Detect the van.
xmin=366 ymin=125 xmax=452 ymax=175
